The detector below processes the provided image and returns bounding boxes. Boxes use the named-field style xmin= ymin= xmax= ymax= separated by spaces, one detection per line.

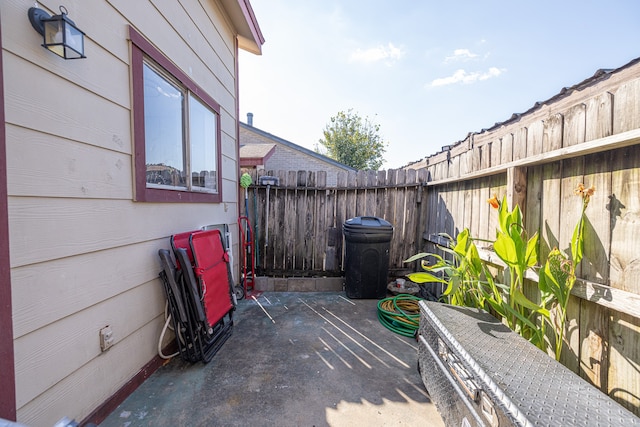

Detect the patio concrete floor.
xmin=98 ymin=291 xmax=445 ymax=427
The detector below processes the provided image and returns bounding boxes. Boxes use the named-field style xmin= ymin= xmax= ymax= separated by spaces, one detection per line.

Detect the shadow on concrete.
xmin=99 ymin=292 xmax=444 ymax=427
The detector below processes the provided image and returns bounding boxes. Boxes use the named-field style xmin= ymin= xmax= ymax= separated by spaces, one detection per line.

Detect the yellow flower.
xmin=575 ymin=183 xmax=595 ymax=199
xmin=487 ymin=194 xmax=500 ymax=209
xmin=585 ymin=185 xmax=596 ymax=198
xmin=575 ymin=183 xmax=596 ymax=207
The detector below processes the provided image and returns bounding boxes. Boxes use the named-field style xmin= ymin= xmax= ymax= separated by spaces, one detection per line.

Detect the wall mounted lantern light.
xmin=28 ymin=5 xmax=86 ymax=59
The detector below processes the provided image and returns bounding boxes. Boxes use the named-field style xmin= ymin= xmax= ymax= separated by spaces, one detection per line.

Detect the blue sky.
xmin=239 ymin=1 xmax=640 ymax=169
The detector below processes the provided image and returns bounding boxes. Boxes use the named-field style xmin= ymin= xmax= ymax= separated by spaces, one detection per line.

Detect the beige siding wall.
xmin=2 ymin=0 xmax=241 ymax=425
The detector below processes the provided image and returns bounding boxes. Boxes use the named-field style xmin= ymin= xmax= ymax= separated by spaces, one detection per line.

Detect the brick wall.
xmin=240 ymin=125 xmax=350 ymax=186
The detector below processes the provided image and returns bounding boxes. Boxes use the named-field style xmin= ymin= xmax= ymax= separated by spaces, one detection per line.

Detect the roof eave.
xmin=240 ymin=158 xmax=266 ymax=167
xmin=220 ymin=0 xmax=265 ymax=55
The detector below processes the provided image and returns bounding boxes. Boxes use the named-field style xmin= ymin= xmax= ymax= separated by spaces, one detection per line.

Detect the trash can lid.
xmin=343 ymin=216 xmax=393 ymax=231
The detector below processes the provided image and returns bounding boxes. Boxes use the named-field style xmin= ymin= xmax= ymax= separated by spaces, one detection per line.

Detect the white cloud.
xmin=444 ymin=48 xmax=479 ymax=63
xmin=349 ymin=43 xmax=405 ymax=65
xmin=429 ymin=67 xmax=506 ymax=87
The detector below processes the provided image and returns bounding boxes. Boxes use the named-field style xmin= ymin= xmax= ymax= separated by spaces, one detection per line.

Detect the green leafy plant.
xmin=406 ymin=184 xmax=594 ymax=361
xmin=316 ymin=109 xmax=387 ymax=170
xmin=485 ymin=194 xmax=548 ymax=349
xmin=405 ymin=228 xmax=485 ymax=308
xmin=538 ymin=183 xmax=594 ymax=360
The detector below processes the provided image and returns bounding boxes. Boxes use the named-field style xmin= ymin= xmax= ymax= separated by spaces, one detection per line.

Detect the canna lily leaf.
xmin=526 ymin=232 xmax=539 ymax=268
xmin=539 ymin=261 xmax=560 ymax=296
xmin=406 ymin=272 xmax=447 ymax=284
xmin=494 ymin=232 xmax=519 ymax=266
xmin=453 ymin=229 xmax=470 ymax=257
xmin=422 ymin=253 xmax=446 ymax=264
xmin=512 ymin=289 xmax=539 ymax=310
xmin=437 ymin=246 xmax=456 ymax=257
xmin=438 ymin=246 xmax=465 ymax=265
xmin=437 ymin=232 xmax=455 ymax=241
xmin=421 ymin=263 xmax=449 ymax=274
xmin=492 ymin=281 xmax=510 ymax=292
xmin=501 ymin=301 xmax=541 ymax=332
xmin=403 ymin=253 xmax=430 ymax=263
xmin=443 ymin=276 xmax=462 ymax=296
xmin=538 ymin=266 xmax=552 ymax=296
xmin=512 ymin=231 xmax=527 ymax=266
xmin=421 ymin=261 xmax=446 ymax=271
xmin=512 ymin=289 xmax=550 ymax=317
xmin=498 ymin=195 xmax=510 ymax=233
xmin=571 ymin=214 xmax=585 ymax=265
xmin=466 ymin=242 xmax=483 ymax=275
xmin=512 ymin=204 xmax=523 ymax=229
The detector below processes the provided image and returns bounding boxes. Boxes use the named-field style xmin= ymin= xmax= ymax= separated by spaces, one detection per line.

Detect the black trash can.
xmin=343 ymin=216 xmax=393 ymax=299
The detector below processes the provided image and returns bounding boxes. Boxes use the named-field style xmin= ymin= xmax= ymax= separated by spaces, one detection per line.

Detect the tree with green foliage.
xmin=316 ymin=109 xmax=387 ymax=170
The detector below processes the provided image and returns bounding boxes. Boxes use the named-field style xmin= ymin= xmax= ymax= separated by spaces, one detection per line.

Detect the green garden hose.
xmin=377 ymin=294 xmax=422 ymax=337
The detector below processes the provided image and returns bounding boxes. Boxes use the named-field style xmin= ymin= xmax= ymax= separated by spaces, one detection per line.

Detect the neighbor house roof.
xmin=240 ymin=122 xmax=357 ymax=171
xmin=239 ymin=143 xmax=276 ymax=166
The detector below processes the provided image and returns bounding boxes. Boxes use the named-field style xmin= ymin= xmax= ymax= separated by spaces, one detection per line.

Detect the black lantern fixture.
xmin=28 ymin=5 xmax=86 ymax=59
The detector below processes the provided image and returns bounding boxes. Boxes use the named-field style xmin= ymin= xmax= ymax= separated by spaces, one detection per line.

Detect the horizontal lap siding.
xmin=14 ymin=279 xmax=164 ymax=409
xmin=3 ymin=54 xmax=131 ymax=154
xmin=3 ymin=0 xmax=241 ymax=424
xmin=6 ymin=125 xmax=132 ymax=200
xmin=11 ymin=240 xmax=162 ymax=338
xmin=3 ymin=0 xmax=132 ymax=107
xmin=18 ymin=316 xmax=164 ymax=423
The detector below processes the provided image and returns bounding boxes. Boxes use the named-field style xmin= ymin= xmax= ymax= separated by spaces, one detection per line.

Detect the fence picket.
xmin=244 ymin=168 xmax=425 ymax=277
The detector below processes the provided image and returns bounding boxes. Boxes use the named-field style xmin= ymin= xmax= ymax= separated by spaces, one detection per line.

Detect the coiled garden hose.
xmin=377 ymin=294 xmax=422 ymax=337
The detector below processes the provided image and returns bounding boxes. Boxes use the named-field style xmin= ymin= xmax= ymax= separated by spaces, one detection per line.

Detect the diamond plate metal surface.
xmin=419 ymin=334 xmax=490 ymax=427
xmin=418 ymin=301 xmax=640 ymax=427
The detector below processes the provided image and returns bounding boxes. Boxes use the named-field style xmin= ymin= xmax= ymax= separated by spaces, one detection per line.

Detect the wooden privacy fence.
xmin=417 ymin=61 xmax=640 ymax=415
xmin=240 ymin=168 xmax=429 ymax=277
xmin=238 ymin=59 xmax=640 ymax=415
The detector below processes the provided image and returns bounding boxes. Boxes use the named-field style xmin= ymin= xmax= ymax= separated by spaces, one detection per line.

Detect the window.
xmin=130 ymin=26 xmax=222 ymax=203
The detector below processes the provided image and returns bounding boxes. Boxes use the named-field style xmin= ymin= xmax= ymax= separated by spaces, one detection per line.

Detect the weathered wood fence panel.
xmin=419 ymin=61 xmax=640 ymax=415
xmin=238 ymin=61 xmax=640 ymax=415
xmin=243 ymin=168 xmax=427 ymax=277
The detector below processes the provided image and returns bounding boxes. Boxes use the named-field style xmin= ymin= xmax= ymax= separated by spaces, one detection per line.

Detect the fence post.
xmin=507 ymin=166 xmax=527 ymax=212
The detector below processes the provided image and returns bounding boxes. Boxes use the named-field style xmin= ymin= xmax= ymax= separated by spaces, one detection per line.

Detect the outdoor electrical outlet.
xmin=99 ymin=326 xmax=114 ymax=351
